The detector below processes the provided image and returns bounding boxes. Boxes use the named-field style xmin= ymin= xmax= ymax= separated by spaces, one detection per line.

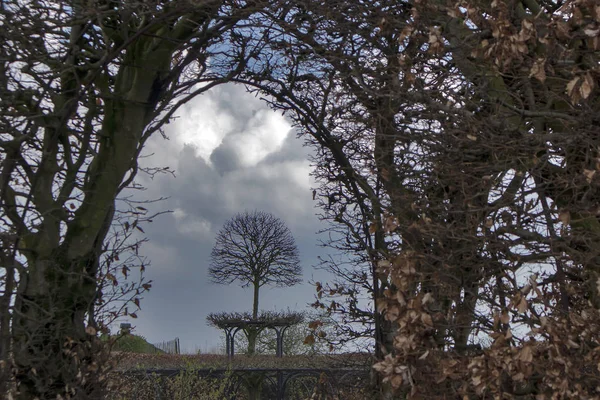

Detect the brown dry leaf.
xmin=428 ymin=29 xmax=439 ymax=44
xmin=387 ymin=305 xmax=400 ymax=321
xmin=447 ymin=7 xmax=460 ymax=18
xmin=485 ymin=218 xmax=494 ymax=228
xmin=580 ymin=73 xmax=595 ymax=99
xmin=396 ymin=291 xmax=407 ymax=306
xmin=566 ymin=77 xmax=580 ymax=103
xmin=368 ymin=222 xmax=377 ymax=234
xmin=421 ymin=312 xmax=434 ymax=327
xmin=558 ymin=210 xmax=570 ymax=225
xmin=573 ymin=6 xmax=584 ymax=24
xmin=555 ymin=21 xmax=571 ymax=40
xmin=85 ymin=326 xmax=97 ymax=336
xmin=376 ymin=298 xmax=388 ymax=313
xmin=308 ymin=320 xmax=323 ymax=329
xmin=529 ymin=58 xmax=546 ymax=83
xmin=493 ymin=312 xmax=500 ymax=329
xmin=391 ymin=375 xmax=403 ymax=389
xmin=517 ymin=297 xmax=528 ymax=313
xmin=399 ymin=26 xmax=413 ymax=43
xmin=384 ymin=215 xmax=399 ymax=232
xmin=422 ymin=292 xmax=434 ymax=305
xmin=519 ymin=346 xmax=533 ymax=362
xmin=513 ymin=372 xmax=525 ymax=381
xmin=303 ymin=334 xmax=315 ymax=345
xmin=500 ymin=310 xmax=510 ymax=324
xmin=584 ymin=169 xmax=596 ymax=183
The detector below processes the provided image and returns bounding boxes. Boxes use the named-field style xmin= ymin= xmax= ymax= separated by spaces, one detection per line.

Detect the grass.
xmin=113 ymin=352 xmax=373 ymax=371
xmin=104 ymin=333 xmax=163 ymax=354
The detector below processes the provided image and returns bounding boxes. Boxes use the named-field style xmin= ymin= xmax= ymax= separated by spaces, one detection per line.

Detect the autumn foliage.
xmin=241 ymin=0 xmax=600 ymax=398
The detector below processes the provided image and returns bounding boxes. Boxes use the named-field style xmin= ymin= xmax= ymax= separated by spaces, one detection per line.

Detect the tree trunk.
xmin=12 ymin=203 xmax=115 ymax=400
xmin=247 ymin=281 xmax=261 ymax=355
xmin=12 ymin=253 xmax=105 ymax=399
xmin=246 ymin=328 xmax=259 ymax=356
xmin=252 ymin=280 xmax=260 ymax=320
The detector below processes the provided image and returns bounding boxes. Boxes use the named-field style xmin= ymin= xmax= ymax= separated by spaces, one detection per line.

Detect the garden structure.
xmin=207 ymin=311 xmax=304 ymax=359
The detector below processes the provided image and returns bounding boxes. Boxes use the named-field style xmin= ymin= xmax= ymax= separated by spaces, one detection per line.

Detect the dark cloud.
xmin=119 ymin=84 xmax=334 ymax=353
xmin=209 ymin=144 xmax=243 ymax=174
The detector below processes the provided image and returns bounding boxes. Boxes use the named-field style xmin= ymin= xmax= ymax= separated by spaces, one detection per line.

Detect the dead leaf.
xmin=517 ymin=297 xmax=528 ymax=313
xmin=529 ymin=58 xmax=546 ymax=83
xmin=396 ymin=291 xmax=407 ymax=306
xmin=369 ymin=222 xmax=377 ymax=234
xmin=308 ymin=320 xmax=323 ymax=329
xmin=581 ymin=73 xmax=594 ymax=99
xmin=513 ymin=372 xmax=525 ymax=381
xmin=558 ymin=210 xmax=570 ymax=225
xmin=421 ymin=312 xmax=434 ymax=327
xmin=584 ymin=169 xmax=596 ymax=183
xmin=391 ymin=375 xmax=403 ymax=389
xmin=106 ymin=273 xmax=117 ymax=286
xmin=422 ymin=292 xmax=434 ymax=305
xmin=567 ymin=77 xmax=580 ymax=103
xmin=519 ymin=346 xmax=533 ymax=362
xmin=384 ymin=215 xmax=399 ymax=232
xmin=85 ymin=326 xmax=96 ymax=336
xmin=447 ymin=7 xmax=460 ymax=18
xmin=555 ymin=21 xmax=571 ymax=40
xmin=398 ymin=26 xmax=413 ymax=43
xmin=500 ymin=310 xmax=510 ymax=324
xmin=304 ymin=334 xmax=315 ymax=345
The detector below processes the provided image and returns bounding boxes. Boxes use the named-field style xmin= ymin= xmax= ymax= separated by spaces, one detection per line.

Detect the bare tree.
xmin=209 ymin=210 xmax=302 ymax=354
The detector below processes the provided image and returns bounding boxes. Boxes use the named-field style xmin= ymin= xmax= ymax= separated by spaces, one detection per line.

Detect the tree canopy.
xmin=209 ymin=210 xmax=302 ymax=313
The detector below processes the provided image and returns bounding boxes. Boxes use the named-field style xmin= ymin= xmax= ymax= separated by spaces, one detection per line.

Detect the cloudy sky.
xmin=120 ymin=84 xmax=334 ymax=353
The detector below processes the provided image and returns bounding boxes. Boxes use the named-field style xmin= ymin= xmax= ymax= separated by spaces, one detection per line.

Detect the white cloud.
xmin=160 ymin=85 xmax=291 ymax=168
xmin=172 ymin=208 xmax=213 ymax=238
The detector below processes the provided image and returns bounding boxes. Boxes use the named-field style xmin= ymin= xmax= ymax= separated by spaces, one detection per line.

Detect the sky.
xmin=118 ymin=84 xmax=335 ymax=353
